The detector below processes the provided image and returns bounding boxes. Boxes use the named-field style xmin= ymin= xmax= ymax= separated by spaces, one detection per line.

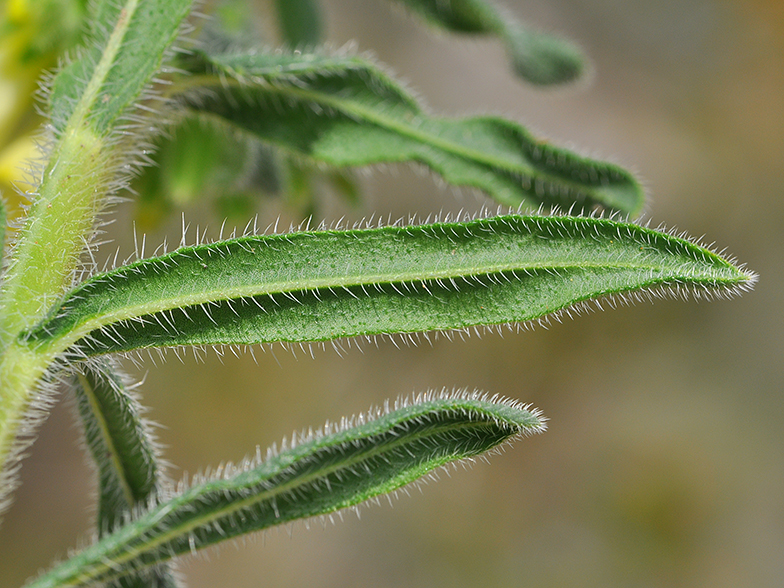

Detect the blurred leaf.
xmin=134 ymin=116 xmax=265 ymax=226
xmin=284 ymin=158 xmax=317 ymax=217
xmin=249 ymin=143 xmax=282 ymax=196
xmin=327 ymin=170 xmax=361 ymax=207
xmin=389 ymin=0 xmax=585 ymax=85
xmin=178 ymin=50 xmax=642 ymax=215
xmin=214 ymin=192 xmax=257 ymax=220
xmin=24 ymin=393 xmax=544 ymax=588
xmin=275 ymin=0 xmax=323 ymax=47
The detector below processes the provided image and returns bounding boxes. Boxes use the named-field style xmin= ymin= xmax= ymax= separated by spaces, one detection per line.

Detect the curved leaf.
xmin=25 ymin=215 xmax=755 ymax=357
xmin=71 ymin=361 xmax=179 ymax=588
xmin=389 ymin=0 xmax=585 ymax=85
xmin=179 ymin=50 xmax=643 ymax=216
xmin=24 ymin=392 xmax=544 ymax=588
xmin=72 ymin=362 xmax=160 ymax=532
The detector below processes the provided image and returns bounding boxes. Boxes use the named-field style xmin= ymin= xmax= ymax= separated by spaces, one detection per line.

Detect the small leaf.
xmin=25 ymin=215 xmax=755 ymax=357
xmin=179 ymin=50 xmax=642 ymax=216
xmin=275 ymin=0 xmax=323 ymax=47
xmin=133 ymin=115 xmax=273 ymax=227
xmin=72 ymin=361 xmax=159 ymax=531
xmin=70 ymin=360 xmax=179 ymax=588
xmin=389 ymin=0 xmax=585 ymax=85
xmin=23 ymin=392 xmax=544 ymax=588
xmin=327 ymin=170 xmax=361 ymax=207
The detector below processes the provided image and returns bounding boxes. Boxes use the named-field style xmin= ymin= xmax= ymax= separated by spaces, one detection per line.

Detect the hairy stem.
xmin=0 ymin=0 xmax=193 ymax=513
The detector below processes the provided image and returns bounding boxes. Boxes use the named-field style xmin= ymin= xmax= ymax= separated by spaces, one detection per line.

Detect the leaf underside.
xmin=25 ymin=214 xmax=754 ymax=357
xmin=71 ymin=361 xmax=178 ymax=588
xmin=179 ymin=50 xmax=642 ymax=216
xmin=24 ymin=392 xmax=543 ymax=588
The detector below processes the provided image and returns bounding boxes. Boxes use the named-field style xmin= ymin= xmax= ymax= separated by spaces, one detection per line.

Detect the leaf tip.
xmin=507 ymin=28 xmax=587 ymax=86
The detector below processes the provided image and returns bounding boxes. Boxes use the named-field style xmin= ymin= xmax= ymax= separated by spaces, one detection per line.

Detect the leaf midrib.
xmin=70 ymin=0 xmax=140 ymax=131
xmin=76 ymin=372 xmax=137 ymax=511
xmin=36 ymin=256 xmax=690 ymax=355
xmin=198 ymin=74 xmax=547 ymax=181
xmin=63 ymin=414 xmax=520 ymax=585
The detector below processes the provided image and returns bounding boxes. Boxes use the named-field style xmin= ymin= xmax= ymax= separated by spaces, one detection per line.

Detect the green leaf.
xmin=71 ymin=360 xmax=179 ymax=588
xmin=49 ymin=0 xmax=193 ymax=137
xmin=389 ymin=0 xmax=585 ymax=85
xmin=72 ymin=361 xmax=158 ymax=531
xmin=25 ymin=215 xmax=755 ymax=357
xmin=179 ymin=50 xmax=640 ymax=215
xmin=275 ymin=0 xmax=323 ymax=47
xmin=23 ymin=392 xmax=544 ymax=588
xmin=133 ymin=115 xmax=273 ymax=228
xmin=3 ymin=0 xmax=195 ymax=336
xmin=327 ymin=170 xmax=361 ymax=207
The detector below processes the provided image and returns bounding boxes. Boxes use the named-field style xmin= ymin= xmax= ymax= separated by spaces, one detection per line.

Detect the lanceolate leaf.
xmin=71 ymin=361 xmax=178 ymax=588
xmin=25 ymin=215 xmax=755 ymax=357
xmin=179 ymin=51 xmax=643 ymax=216
xmin=72 ymin=362 xmax=159 ymax=532
xmin=24 ymin=392 xmax=544 ymax=588
xmin=389 ymin=0 xmax=585 ymax=85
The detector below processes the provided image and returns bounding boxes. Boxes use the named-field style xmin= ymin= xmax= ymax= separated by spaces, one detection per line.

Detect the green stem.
xmin=0 ymin=128 xmax=110 ymax=493
xmin=0 ymin=0 xmax=142 ymax=503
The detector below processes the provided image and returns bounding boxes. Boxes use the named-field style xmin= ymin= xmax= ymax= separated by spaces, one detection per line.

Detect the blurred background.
xmin=1 ymin=0 xmax=782 ymax=586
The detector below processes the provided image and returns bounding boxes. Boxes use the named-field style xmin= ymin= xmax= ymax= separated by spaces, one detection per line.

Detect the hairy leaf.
xmin=49 ymin=0 xmax=193 ymax=136
xmin=72 ymin=362 xmax=158 ymax=532
xmin=24 ymin=392 xmax=544 ymax=588
xmin=276 ymin=0 xmax=323 ymax=47
xmin=71 ymin=361 xmax=178 ymax=588
xmin=179 ymin=50 xmax=642 ymax=216
xmin=25 ymin=215 xmax=755 ymax=357
xmin=2 ymin=0 xmax=194 ymax=336
xmin=389 ymin=0 xmax=584 ymax=85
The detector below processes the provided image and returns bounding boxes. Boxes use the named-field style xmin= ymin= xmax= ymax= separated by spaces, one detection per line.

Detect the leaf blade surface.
xmin=24 ymin=393 xmax=544 ymax=588
xmin=179 ymin=51 xmax=642 ymax=215
xmin=71 ymin=361 xmax=179 ymax=588
xmin=26 ymin=215 xmax=755 ymax=356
